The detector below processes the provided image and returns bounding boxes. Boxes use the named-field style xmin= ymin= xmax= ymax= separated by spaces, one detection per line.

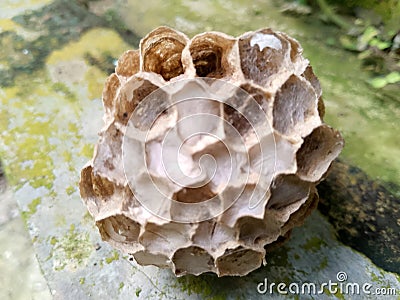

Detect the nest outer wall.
xmin=79 ymin=26 xmax=344 ymax=277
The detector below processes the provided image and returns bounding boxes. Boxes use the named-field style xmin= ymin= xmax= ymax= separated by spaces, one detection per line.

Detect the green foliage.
xmin=330 ymin=0 xmax=400 ymax=31
xmin=297 ymin=0 xmax=400 ymax=89
xmin=369 ymin=71 xmax=400 ymax=88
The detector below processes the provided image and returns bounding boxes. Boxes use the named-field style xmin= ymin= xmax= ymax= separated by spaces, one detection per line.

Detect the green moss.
xmin=323 ymin=287 xmax=332 ymax=296
xmin=319 ymin=257 xmax=328 ymax=269
xmin=83 ymin=50 xmax=116 ymax=75
xmin=81 ymin=144 xmax=94 ymax=159
xmin=82 ymin=211 xmax=93 ymax=224
xmin=177 ymin=275 xmax=227 ymax=299
xmin=64 ymin=225 xmax=92 ymax=261
xmin=135 ymin=287 xmax=141 ymax=297
xmin=79 ymin=277 xmax=85 ymax=285
xmin=0 ymin=93 xmax=56 ymax=188
xmin=370 ymin=271 xmax=384 ymax=284
xmin=50 ymin=236 xmax=58 ymax=246
xmin=105 ymin=250 xmax=120 ymax=264
xmin=24 ymin=119 xmax=52 ymax=135
xmin=63 ymin=148 xmax=78 ymax=173
xmin=55 ymin=215 xmax=66 ymax=227
xmin=28 ymin=197 xmax=41 ymax=214
xmin=66 ymin=186 xmax=75 ymax=195
xmin=50 ymin=224 xmax=93 ymax=271
xmin=334 ymin=290 xmax=345 ymax=300
xmin=268 ymin=245 xmax=292 ymax=269
xmin=67 ymin=123 xmax=79 ymax=134
xmin=85 ymin=66 xmax=106 ymax=100
xmin=21 ymin=197 xmax=41 ymax=222
xmin=0 ymin=0 xmax=138 ymax=88
xmin=303 ymin=237 xmax=327 ymax=252
xmin=52 ymin=82 xmax=77 ymax=102
xmin=118 ymin=282 xmax=124 ymax=291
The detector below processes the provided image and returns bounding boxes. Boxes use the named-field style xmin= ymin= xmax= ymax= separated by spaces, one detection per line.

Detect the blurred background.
xmin=0 ymin=0 xmax=399 ymax=299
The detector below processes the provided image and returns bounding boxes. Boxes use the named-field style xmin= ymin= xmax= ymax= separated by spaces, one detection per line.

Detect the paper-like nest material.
xmin=80 ymin=27 xmax=344 ymax=276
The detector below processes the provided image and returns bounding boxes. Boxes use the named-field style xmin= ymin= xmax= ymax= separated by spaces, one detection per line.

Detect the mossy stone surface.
xmin=0 ymin=0 xmax=399 ymax=299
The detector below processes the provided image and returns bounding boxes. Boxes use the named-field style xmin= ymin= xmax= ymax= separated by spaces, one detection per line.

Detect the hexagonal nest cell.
xmin=79 ymin=26 xmax=344 ymax=276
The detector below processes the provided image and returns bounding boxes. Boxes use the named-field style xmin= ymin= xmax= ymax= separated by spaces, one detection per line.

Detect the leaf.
xmin=339 ymin=35 xmax=359 ymax=51
xmin=368 ymin=72 xmax=400 ymax=88
xmin=368 ymin=77 xmax=387 ymax=88
xmin=386 ymin=72 xmax=400 ymax=84
xmin=357 ymin=26 xmax=379 ymax=51
xmin=369 ymin=38 xmax=391 ymax=50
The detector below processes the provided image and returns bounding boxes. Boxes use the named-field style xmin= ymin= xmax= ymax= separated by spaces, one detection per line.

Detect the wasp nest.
xmin=80 ymin=27 xmax=344 ymax=276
